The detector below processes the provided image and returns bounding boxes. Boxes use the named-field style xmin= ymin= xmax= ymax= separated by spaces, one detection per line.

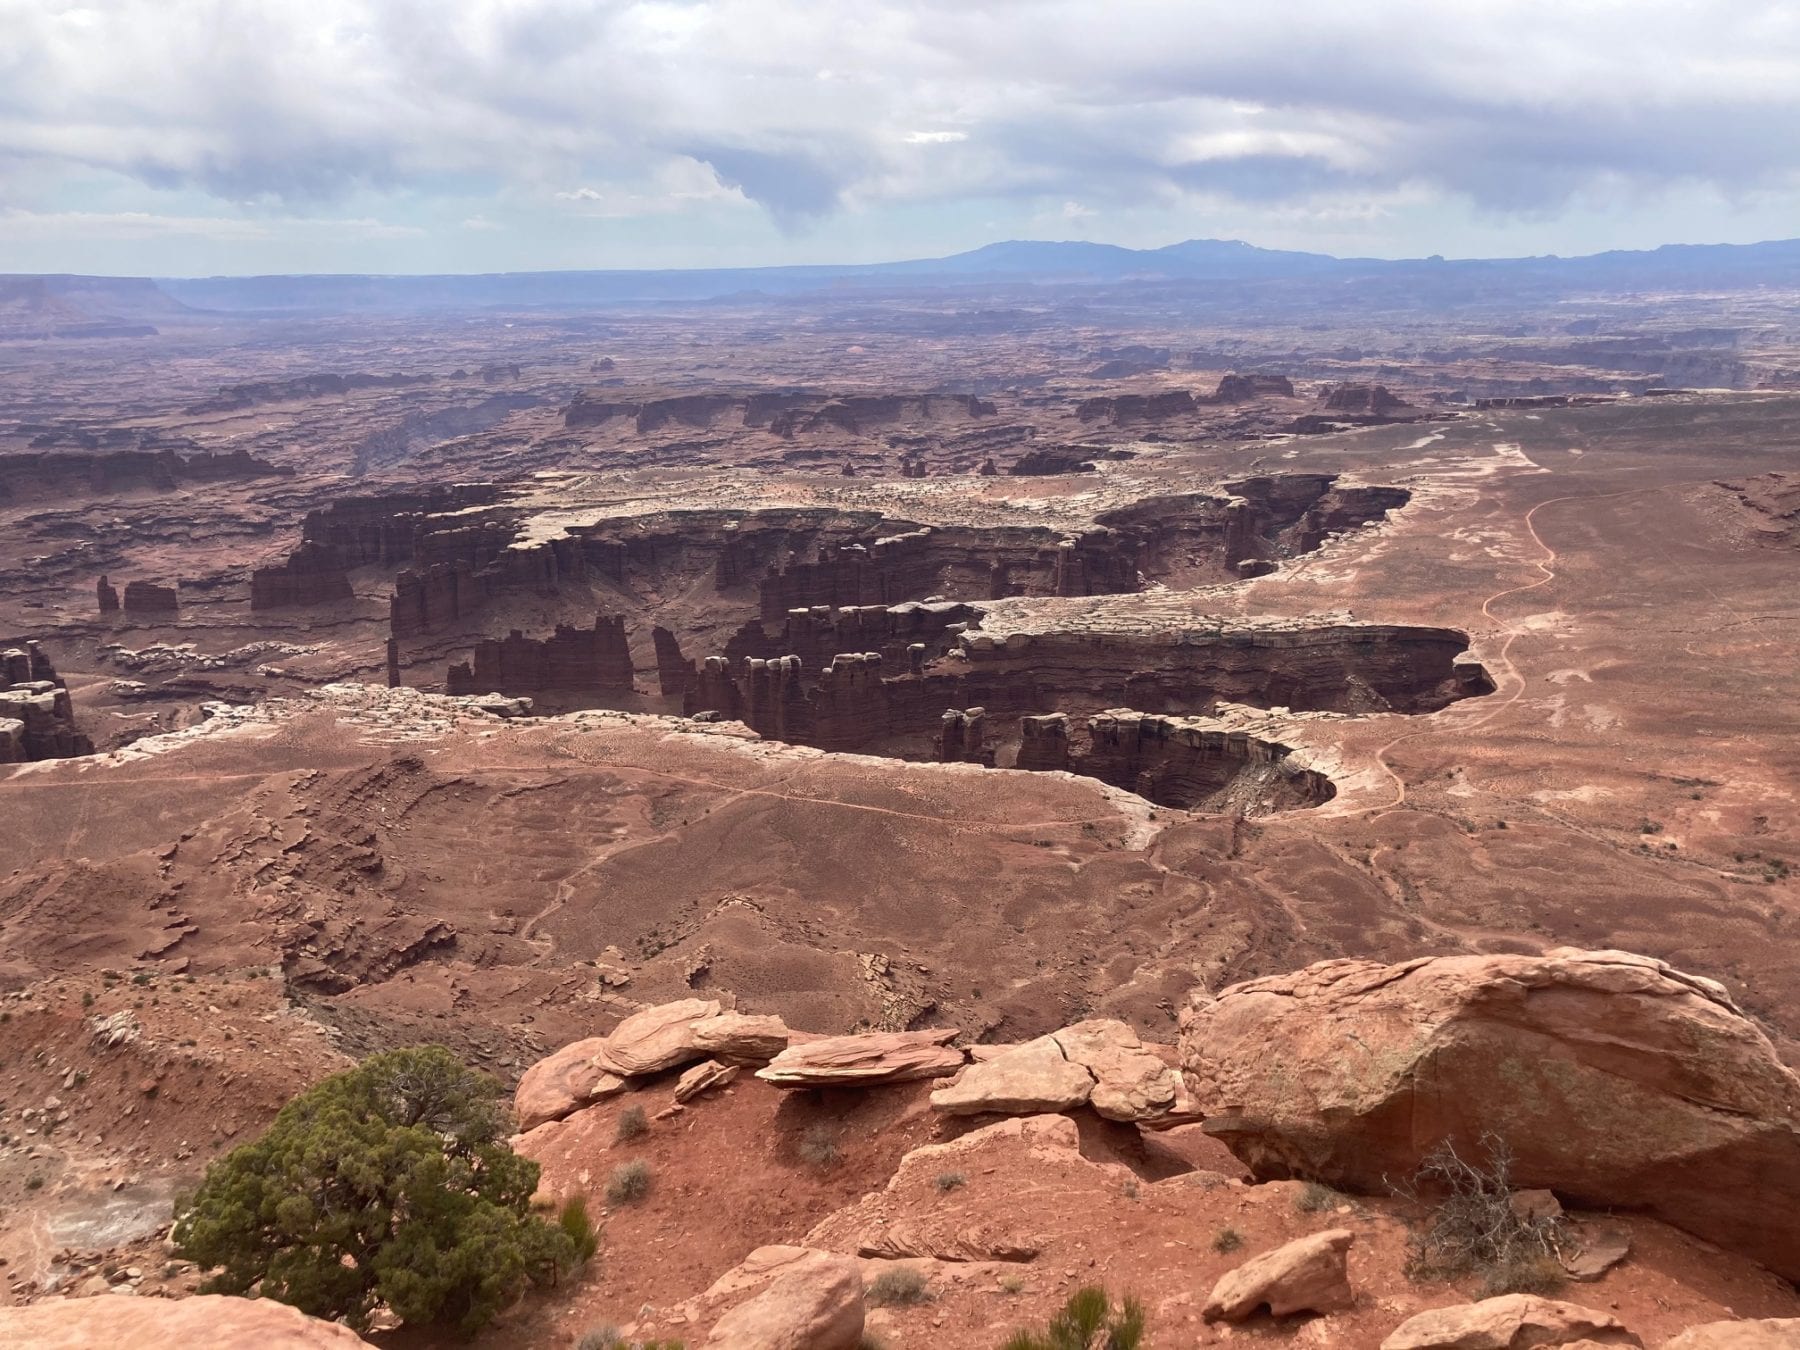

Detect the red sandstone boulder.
xmin=704 ymin=1248 xmax=865 ymax=1350
xmin=1662 ymin=1321 xmax=1800 ymax=1349
xmin=591 ymin=997 xmax=723 ymax=1077
xmin=692 ymin=1011 xmax=794 ymax=1064
xmin=514 ymin=1036 xmax=627 ymax=1130
xmin=929 ymin=1035 xmax=1093 ymax=1115
xmin=1180 ymin=948 xmax=1800 ymax=1280
xmin=1201 ymin=1228 xmax=1355 ymax=1322
xmin=1379 ymin=1294 xmax=1640 ymax=1348
xmin=1053 ymin=1018 xmax=1179 ymax=1121
xmin=0 ymin=1295 xmax=372 ymax=1347
xmin=758 ymin=1029 xmax=964 ymax=1088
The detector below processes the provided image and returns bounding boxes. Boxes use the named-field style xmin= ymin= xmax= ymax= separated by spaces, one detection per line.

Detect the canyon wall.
xmin=444 ymin=614 xmax=634 ymax=699
xmin=0 ymin=641 xmax=93 ymax=762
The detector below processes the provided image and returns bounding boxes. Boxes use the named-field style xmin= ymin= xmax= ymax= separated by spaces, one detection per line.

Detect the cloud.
xmin=0 ymin=208 xmax=424 ymax=242
xmin=3 ymin=0 xmax=1799 ymax=238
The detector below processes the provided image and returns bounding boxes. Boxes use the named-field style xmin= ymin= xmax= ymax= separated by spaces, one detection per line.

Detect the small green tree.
xmin=173 ymin=1045 xmax=575 ymax=1334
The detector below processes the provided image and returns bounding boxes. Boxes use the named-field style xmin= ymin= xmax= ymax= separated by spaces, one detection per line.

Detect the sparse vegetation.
xmin=606 ymin=1159 xmax=653 ymax=1206
xmin=867 ymin=1266 xmax=931 ymax=1307
xmin=1295 ymin=1180 xmax=1343 ymax=1213
xmin=577 ymin=1331 xmax=685 ymax=1350
xmin=798 ymin=1123 xmax=841 ymax=1169
xmin=559 ymin=1195 xmax=600 ymax=1263
xmin=1120 ymin=1178 xmax=1140 ymax=1200
xmin=1394 ymin=1133 xmax=1568 ymax=1298
xmin=1002 ymin=1285 xmax=1146 ymax=1350
xmin=170 ymin=1045 xmax=575 ymax=1335
xmin=934 ymin=1170 xmax=966 ymax=1193
xmin=25 ymin=1172 xmax=45 ymax=1191
xmin=615 ymin=1104 xmax=649 ymax=1143
xmin=999 ymin=1272 xmax=1026 ymax=1295
xmin=1212 ymin=1226 xmax=1244 ymax=1254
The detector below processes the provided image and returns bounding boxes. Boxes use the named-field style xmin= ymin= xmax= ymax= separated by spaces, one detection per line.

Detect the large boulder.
xmin=514 ymin=1037 xmax=626 ymax=1131
xmin=1379 ymin=1294 xmax=1639 ymax=1349
xmin=757 ymin=1029 xmax=964 ymax=1088
xmin=1053 ymin=1019 xmax=1179 ymax=1121
xmin=927 ymin=1020 xmax=1181 ymax=1121
xmin=705 ymin=1248 xmax=865 ymax=1350
xmin=592 ymin=998 xmax=723 ymax=1076
xmin=1180 ymin=949 xmax=1800 ymax=1280
xmin=692 ymin=1012 xmax=794 ymax=1065
xmin=1663 ymin=1321 xmax=1800 ymax=1350
xmin=929 ymin=1035 xmax=1093 ymax=1115
xmin=1201 ymin=1228 xmax=1355 ymax=1322
xmin=0 ymin=1295 xmax=372 ymax=1348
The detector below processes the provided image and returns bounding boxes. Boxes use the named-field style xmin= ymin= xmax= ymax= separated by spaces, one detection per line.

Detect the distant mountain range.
xmin=8 ymin=236 xmax=1800 ymax=324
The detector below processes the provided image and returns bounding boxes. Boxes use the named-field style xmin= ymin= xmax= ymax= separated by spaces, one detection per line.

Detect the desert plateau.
xmin=5 ymin=3 xmax=1800 ymax=1346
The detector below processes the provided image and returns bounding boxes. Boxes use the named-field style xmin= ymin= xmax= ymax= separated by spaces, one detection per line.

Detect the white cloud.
xmin=2 ymin=0 xmax=1798 ymax=239
xmin=0 ymin=208 xmax=424 ymax=241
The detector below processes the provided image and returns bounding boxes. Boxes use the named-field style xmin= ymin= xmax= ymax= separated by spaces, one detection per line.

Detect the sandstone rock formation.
xmin=1202 ymin=1228 xmax=1356 ymax=1322
xmin=691 ymin=1012 xmax=795 ymax=1064
xmin=445 ymin=613 xmax=634 ymax=700
xmin=0 ymin=1294 xmax=373 ymax=1347
xmin=676 ymin=1059 xmax=740 ymax=1102
xmin=929 ymin=1035 xmax=1093 ymax=1116
xmin=1663 ymin=1320 xmax=1800 ymax=1349
xmin=96 ymin=574 xmax=119 ymax=614
xmin=928 ymin=1019 xmax=1180 ymax=1121
xmin=1378 ymin=1294 xmax=1640 ymax=1349
xmin=758 ymin=1029 xmax=964 ymax=1087
xmin=0 ymin=641 xmax=93 ymax=762
xmin=1181 ymin=948 xmax=1800 ymax=1280
xmin=122 ymin=578 xmax=179 ymax=613
xmin=590 ymin=998 xmax=723 ymax=1076
xmin=704 ymin=1249 xmax=865 ymax=1350
xmin=250 ymin=540 xmax=355 ymax=609
xmin=514 ymin=1037 xmax=627 ymax=1131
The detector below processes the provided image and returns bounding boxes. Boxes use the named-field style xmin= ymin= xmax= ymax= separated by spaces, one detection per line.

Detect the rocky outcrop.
xmin=0 ymin=446 xmax=289 ymax=504
xmin=1663 ymin=1320 xmax=1800 ymax=1349
xmin=96 ymin=574 xmax=119 ymax=615
xmin=930 ymin=1019 xmax=1181 ymax=1121
xmin=445 ymin=614 xmax=635 ymax=700
xmin=591 ymin=998 xmax=724 ymax=1076
xmin=514 ymin=1037 xmax=628 ymax=1131
xmin=251 ymin=540 xmax=355 ymax=609
xmin=1323 ymin=383 xmax=1411 ymax=415
xmin=1180 ymin=948 xmax=1800 ymax=1281
xmin=186 ymin=370 xmax=431 ymax=414
xmin=1075 ymin=391 xmax=1197 ymax=423
xmin=691 ymin=1012 xmax=795 ymax=1064
xmin=758 ymin=1029 xmax=965 ymax=1088
xmin=1379 ymin=1294 xmax=1639 ymax=1349
xmin=1 ymin=641 xmax=93 ymax=762
xmin=704 ymin=1249 xmax=865 ymax=1350
xmin=1213 ymin=372 xmax=1296 ymax=402
xmin=122 ymin=579 xmax=179 ymax=614
xmin=0 ymin=1294 xmax=373 ymax=1347
xmin=1202 ymin=1229 xmax=1356 ymax=1322
xmin=929 ymin=1035 xmax=1093 ymax=1116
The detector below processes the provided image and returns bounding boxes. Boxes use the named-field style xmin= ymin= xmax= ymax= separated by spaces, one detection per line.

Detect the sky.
xmin=3 ymin=0 xmax=1800 ymax=276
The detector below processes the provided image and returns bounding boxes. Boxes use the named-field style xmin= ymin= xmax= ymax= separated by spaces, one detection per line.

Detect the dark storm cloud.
xmin=4 ymin=0 xmax=1798 ymax=225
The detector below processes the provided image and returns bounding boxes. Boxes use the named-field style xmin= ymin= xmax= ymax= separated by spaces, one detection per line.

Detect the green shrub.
xmin=171 ymin=1045 xmax=572 ymax=1335
xmin=606 ymin=1160 xmax=652 ymax=1206
xmin=867 ymin=1267 xmax=930 ymax=1307
xmin=615 ymin=1105 xmax=649 ymax=1143
xmin=1212 ymin=1226 xmax=1243 ymax=1254
xmin=559 ymin=1195 xmax=600 ymax=1263
xmin=1001 ymin=1285 xmax=1145 ymax=1350
xmin=934 ymin=1170 xmax=966 ymax=1193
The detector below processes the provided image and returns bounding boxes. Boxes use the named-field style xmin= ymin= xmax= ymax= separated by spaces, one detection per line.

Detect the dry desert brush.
xmin=1001 ymin=1284 xmax=1146 ymax=1350
xmin=1394 ymin=1132 xmax=1569 ymax=1297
